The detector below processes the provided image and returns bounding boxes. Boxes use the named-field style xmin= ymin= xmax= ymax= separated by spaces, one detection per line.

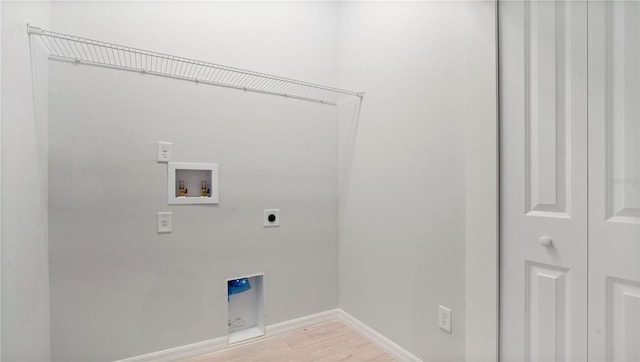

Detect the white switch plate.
xmin=157 ymin=212 xmax=172 ymax=233
xmin=439 ymin=305 xmax=452 ymax=333
xmin=157 ymin=142 xmax=172 ymax=162
xmin=263 ymin=209 xmax=280 ymax=227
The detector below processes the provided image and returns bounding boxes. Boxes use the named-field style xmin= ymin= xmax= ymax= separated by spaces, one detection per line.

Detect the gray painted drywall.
xmin=1 ymin=1 xmax=52 ymax=361
xmin=338 ymin=2 xmax=497 ymax=360
xmin=462 ymin=2 xmax=499 ymax=361
xmin=39 ymin=2 xmax=498 ymax=361
xmin=48 ymin=2 xmax=339 ymax=361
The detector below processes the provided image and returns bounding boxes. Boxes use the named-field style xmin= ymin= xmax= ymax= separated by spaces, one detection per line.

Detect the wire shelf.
xmin=27 ymin=25 xmax=363 ymax=105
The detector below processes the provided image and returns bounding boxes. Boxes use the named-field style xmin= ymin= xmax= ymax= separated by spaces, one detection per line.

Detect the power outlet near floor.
xmin=228 ymin=317 xmax=245 ymax=328
xmin=439 ymin=305 xmax=452 ymax=333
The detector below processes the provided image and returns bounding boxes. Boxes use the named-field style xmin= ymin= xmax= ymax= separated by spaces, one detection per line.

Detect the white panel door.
xmin=588 ymin=1 xmax=640 ymax=361
xmin=499 ymin=1 xmax=588 ymax=361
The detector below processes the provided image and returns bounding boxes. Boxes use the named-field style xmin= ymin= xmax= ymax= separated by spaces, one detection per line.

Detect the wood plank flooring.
xmin=184 ymin=321 xmax=395 ymax=361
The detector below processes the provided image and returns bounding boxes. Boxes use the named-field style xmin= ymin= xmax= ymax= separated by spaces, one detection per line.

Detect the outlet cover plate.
xmin=157 ymin=142 xmax=172 ymax=162
xmin=264 ymin=209 xmax=280 ymax=227
xmin=439 ymin=305 xmax=452 ymax=333
xmin=157 ymin=212 xmax=172 ymax=233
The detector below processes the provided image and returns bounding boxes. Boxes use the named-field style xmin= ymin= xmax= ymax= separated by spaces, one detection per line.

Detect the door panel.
xmin=500 ymin=1 xmax=588 ymax=361
xmin=525 ymin=0 xmax=571 ymax=218
xmin=588 ymin=1 xmax=640 ymax=361
xmin=525 ymin=262 xmax=571 ymax=361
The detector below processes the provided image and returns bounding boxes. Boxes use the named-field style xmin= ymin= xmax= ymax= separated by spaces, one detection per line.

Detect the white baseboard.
xmin=265 ymin=308 xmax=340 ymax=336
xmin=337 ymin=310 xmax=422 ymax=362
xmin=116 ymin=335 xmax=227 ymax=362
xmin=117 ymin=308 xmax=420 ymax=362
xmin=116 ymin=309 xmax=340 ymax=362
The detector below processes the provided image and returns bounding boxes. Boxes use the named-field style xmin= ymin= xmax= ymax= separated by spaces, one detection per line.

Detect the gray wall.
xmin=337 ymin=2 xmax=497 ymax=360
xmin=462 ymin=2 xmax=499 ymax=361
xmin=1 ymin=1 xmax=52 ymax=361
xmin=48 ymin=2 xmax=339 ymax=361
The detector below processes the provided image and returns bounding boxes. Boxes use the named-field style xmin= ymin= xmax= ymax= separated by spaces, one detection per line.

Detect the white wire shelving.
xmin=27 ymin=25 xmax=363 ymax=105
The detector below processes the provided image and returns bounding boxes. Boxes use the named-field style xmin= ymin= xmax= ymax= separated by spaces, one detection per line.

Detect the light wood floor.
xmin=183 ymin=321 xmax=395 ymax=361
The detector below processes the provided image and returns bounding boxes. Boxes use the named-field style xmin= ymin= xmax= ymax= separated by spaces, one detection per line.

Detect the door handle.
xmin=539 ymin=236 xmax=553 ymax=247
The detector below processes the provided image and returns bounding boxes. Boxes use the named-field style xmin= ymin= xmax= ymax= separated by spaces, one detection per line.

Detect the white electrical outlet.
xmin=439 ymin=305 xmax=452 ymax=333
xmin=157 ymin=142 xmax=172 ymax=162
xmin=157 ymin=212 xmax=172 ymax=233
xmin=228 ymin=317 xmax=245 ymax=328
xmin=263 ymin=209 xmax=280 ymax=227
